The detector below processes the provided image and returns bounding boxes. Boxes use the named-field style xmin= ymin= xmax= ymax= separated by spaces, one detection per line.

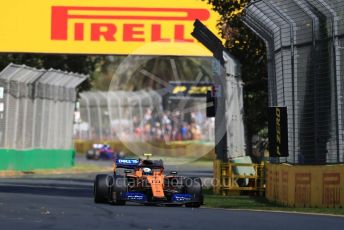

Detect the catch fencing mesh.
xmin=0 ymin=63 xmax=87 ymax=150
xmin=245 ymin=0 xmax=344 ymax=163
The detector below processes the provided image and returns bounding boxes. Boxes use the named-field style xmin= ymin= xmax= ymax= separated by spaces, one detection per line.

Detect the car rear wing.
xmin=115 ymin=159 xmax=140 ymax=169
xmin=115 ymin=159 xmax=164 ymax=169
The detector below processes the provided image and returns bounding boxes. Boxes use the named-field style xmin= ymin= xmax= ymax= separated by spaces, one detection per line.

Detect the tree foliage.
xmin=206 ymin=0 xmax=269 ymax=152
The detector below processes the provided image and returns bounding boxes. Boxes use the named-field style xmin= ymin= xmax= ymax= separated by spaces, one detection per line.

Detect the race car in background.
xmin=93 ymin=154 xmax=203 ymax=207
xmin=86 ymin=144 xmax=124 ymax=160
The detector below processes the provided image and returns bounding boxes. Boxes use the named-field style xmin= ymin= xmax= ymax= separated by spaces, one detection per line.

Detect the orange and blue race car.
xmin=93 ymin=154 xmax=203 ymax=207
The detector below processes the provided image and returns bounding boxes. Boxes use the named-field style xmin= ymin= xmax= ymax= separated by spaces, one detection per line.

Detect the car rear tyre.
xmin=111 ymin=176 xmax=128 ymax=205
xmin=94 ymin=174 xmax=112 ymax=203
xmin=184 ymin=177 xmax=203 ymax=208
xmin=86 ymin=150 xmax=94 ymax=160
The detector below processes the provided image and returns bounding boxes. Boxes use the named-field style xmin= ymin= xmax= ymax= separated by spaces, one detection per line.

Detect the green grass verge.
xmin=32 ymin=164 xmax=112 ymax=174
xmin=0 ymin=164 xmax=112 ymax=177
xmin=204 ymin=191 xmax=344 ymax=216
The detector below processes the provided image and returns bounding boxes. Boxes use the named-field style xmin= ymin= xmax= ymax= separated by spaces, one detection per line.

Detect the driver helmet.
xmin=143 ymin=167 xmax=152 ymax=175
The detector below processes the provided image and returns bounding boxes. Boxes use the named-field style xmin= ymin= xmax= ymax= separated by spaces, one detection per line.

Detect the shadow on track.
xmin=0 ymin=182 xmax=93 ymax=198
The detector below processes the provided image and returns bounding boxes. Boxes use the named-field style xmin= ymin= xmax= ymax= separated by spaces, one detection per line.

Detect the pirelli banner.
xmin=0 ymin=0 xmax=222 ymax=56
xmin=268 ymin=106 xmax=289 ymax=157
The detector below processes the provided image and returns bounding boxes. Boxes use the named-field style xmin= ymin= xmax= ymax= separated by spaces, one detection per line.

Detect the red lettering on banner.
xmin=123 ymin=24 xmax=145 ymax=42
xmin=151 ymin=24 xmax=171 ymax=42
xmin=51 ymin=6 xmax=210 ymax=43
xmin=267 ymin=169 xmax=273 ymax=199
xmin=74 ymin=23 xmax=84 ymax=41
xmin=175 ymin=25 xmax=193 ymax=42
xmin=322 ymin=173 xmax=341 ymax=207
xmin=295 ymin=173 xmax=311 ymax=206
xmin=274 ymin=170 xmax=279 ymax=200
xmin=91 ymin=24 xmax=117 ymax=41
xmin=281 ymin=171 xmax=288 ymax=203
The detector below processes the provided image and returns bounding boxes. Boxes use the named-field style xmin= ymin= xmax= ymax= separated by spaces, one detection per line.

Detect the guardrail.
xmin=214 ymin=160 xmax=265 ymax=195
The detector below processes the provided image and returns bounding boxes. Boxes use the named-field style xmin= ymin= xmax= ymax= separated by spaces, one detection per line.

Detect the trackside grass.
xmin=204 ymin=191 xmax=344 ymax=216
xmin=0 ymin=164 xmax=112 ymax=177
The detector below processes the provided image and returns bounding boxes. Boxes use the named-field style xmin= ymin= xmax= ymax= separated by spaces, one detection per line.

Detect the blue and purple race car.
xmin=86 ymin=144 xmax=123 ymax=160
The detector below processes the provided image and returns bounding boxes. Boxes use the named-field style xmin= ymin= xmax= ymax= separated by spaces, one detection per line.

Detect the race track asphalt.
xmin=0 ymin=161 xmax=344 ymax=230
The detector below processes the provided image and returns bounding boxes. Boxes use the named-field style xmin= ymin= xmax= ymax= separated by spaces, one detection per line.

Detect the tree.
xmin=206 ymin=0 xmax=268 ymax=154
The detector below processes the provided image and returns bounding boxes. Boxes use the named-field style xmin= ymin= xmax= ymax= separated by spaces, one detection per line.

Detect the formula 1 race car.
xmin=93 ymin=154 xmax=203 ymax=207
xmin=86 ymin=144 xmax=122 ymax=160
